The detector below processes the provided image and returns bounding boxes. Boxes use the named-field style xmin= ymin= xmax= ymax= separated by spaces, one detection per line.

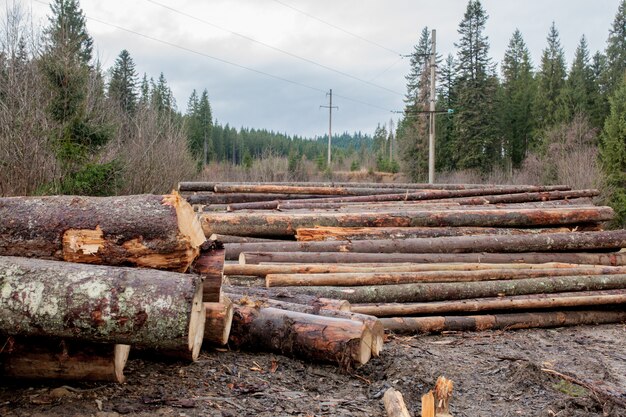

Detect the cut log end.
xmin=204 ymin=297 xmax=234 ymax=346
xmin=163 ymin=192 xmax=207 ymax=271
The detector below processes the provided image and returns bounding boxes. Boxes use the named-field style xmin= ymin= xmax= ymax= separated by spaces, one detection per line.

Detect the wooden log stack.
xmin=183 ymin=181 xmax=626 ymax=341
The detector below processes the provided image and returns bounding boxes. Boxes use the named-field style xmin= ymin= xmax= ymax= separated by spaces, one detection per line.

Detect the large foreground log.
xmin=265 ymin=266 xmax=626 ymax=287
xmin=1 ymin=337 xmax=130 ymax=383
xmin=240 ymin=251 xmax=626 ymax=266
xmin=229 ymin=305 xmax=372 ymax=366
xmin=225 ymin=230 xmax=626 ymax=260
xmin=0 ymin=257 xmax=205 ymax=360
xmin=351 ymin=289 xmax=626 ymax=316
xmin=201 ymin=207 xmax=613 ymax=237
xmin=225 ymin=262 xmax=585 ymax=277
xmin=295 ymin=226 xmax=573 ymax=241
xmin=381 ymin=310 xmax=626 ymax=334
xmin=0 ymin=193 xmax=206 ymax=272
xmin=265 ymin=275 xmax=626 ymax=303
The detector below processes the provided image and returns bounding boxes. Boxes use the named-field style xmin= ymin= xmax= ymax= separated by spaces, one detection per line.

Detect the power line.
xmin=144 ymin=0 xmax=403 ymax=96
xmin=31 ymin=0 xmax=395 ymax=113
xmin=272 ymin=0 xmax=403 ymax=56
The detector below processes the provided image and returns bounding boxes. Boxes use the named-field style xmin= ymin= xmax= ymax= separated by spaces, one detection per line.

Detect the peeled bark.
xmin=240 ymin=251 xmax=626 ymax=266
xmin=0 ymin=256 xmax=205 ymax=360
xmin=225 ymin=262 xmax=585 ymax=277
xmin=381 ymin=310 xmax=626 ymax=334
xmin=0 ymin=193 xmax=206 ymax=272
xmin=265 ymin=266 xmax=626 ymax=287
xmin=201 ymin=207 xmax=613 ymax=237
xmin=351 ymin=289 xmax=626 ymax=316
xmin=1 ymin=337 xmax=130 ymax=383
xmin=225 ymin=230 xmax=626 ymax=260
xmin=265 ymin=274 xmax=626 ymax=303
xmin=295 ymin=226 xmax=573 ymax=242
xmin=203 ymin=297 xmax=233 ymax=346
xmin=229 ymin=305 xmax=372 ymax=366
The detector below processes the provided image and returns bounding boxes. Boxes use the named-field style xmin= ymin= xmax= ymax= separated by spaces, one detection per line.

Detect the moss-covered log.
xmin=0 ymin=193 xmax=205 ymax=272
xmin=0 ymin=256 xmax=205 ymax=360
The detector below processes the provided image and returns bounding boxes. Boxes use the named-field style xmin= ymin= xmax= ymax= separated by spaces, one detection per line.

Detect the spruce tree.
xmin=435 ymin=53 xmax=458 ymax=171
xmin=186 ymin=89 xmax=213 ymax=163
xmin=108 ymin=49 xmax=138 ymax=115
xmin=41 ymin=0 xmax=115 ymax=195
xmin=500 ymin=29 xmax=535 ymax=168
xmin=556 ymin=35 xmax=596 ymax=125
xmin=604 ymin=0 xmax=626 ymax=95
xmin=534 ymin=22 xmax=567 ymax=132
xmin=599 ymin=74 xmax=626 ymax=227
xmin=453 ymin=0 xmax=499 ymax=171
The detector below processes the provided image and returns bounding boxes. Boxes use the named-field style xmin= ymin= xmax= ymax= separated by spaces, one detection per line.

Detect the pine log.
xmin=201 ymin=207 xmax=613 ymax=237
xmin=351 ymin=289 xmax=626 ymax=316
xmin=295 ymin=226 xmax=573 ymax=241
xmin=191 ymin=245 xmax=225 ymax=302
xmin=0 ymin=193 xmax=206 ymax=272
xmin=203 ymin=297 xmax=233 ymax=346
xmin=234 ymin=297 xmax=384 ymax=356
xmin=0 ymin=256 xmax=205 ymax=360
xmin=224 ymin=286 xmax=350 ymax=311
xmin=229 ymin=305 xmax=372 ymax=366
xmin=1 ymin=337 xmax=130 ymax=383
xmin=214 ymin=184 xmax=424 ymax=196
xmin=265 ymin=274 xmax=626 ymax=303
xmin=180 ymin=181 xmax=571 ymax=192
xmin=186 ymin=193 xmax=325 ymax=205
xmin=381 ymin=310 xmax=626 ymax=334
xmin=265 ymin=266 xmax=626 ymax=287
xmin=271 ymin=189 xmax=598 ymax=211
xmin=225 ymin=230 xmax=626 ymax=260
xmin=210 ymin=234 xmax=282 ymax=243
xmin=383 ymin=388 xmax=412 ymax=417
xmin=240 ymin=251 xmax=626 ymax=266
xmin=225 ymin=262 xmax=585 ymax=277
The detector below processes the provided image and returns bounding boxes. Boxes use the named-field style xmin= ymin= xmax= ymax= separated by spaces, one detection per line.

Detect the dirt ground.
xmin=1 ymin=324 xmax=625 ymax=417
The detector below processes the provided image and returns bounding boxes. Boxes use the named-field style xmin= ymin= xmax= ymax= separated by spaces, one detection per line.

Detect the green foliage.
xmin=58 ymin=161 xmax=121 ymax=196
xmin=350 ymin=160 xmax=360 ymax=171
xmin=604 ymin=0 xmax=626 ymax=95
xmin=600 ymin=75 xmax=626 ymax=227
xmin=376 ymin=156 xmax=400 ymax=173
xmin=108 ymin=49 xmax=138 ymax=115
xmin=185 ymin=89 xmax=213 ymax=162
xmin=315 ymin=154 xmax=327 ymax=171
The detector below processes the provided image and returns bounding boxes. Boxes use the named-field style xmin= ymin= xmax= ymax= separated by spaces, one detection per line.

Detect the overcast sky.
xmin=25 ymin=0 xmax=621 ymax=138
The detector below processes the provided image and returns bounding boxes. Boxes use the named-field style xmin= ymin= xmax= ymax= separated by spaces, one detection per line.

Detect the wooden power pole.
xmin=428 ymin=29 xmax=437 ymax=184
xmin=320 ymin=89 xmax=338 ymax=167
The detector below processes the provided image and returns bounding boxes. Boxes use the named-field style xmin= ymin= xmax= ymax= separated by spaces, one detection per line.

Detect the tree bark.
xmin=295 ymin=226 xmax=573 ymax=241
xmin=225 ymin=262 xmax=584 ymax=277
xmin=240 ymin=251 xmax=626 ymax=266
xmin=210 ymin=234 xmax=282 ymax=243
xmin=186 ymin=193 xmax=325 ymax=205
xmin=229 ymin=305 xmax=372 ymax=366
xmin=0 ymin=193 xmax=206 ymax=272
xmin=0 ymin=256 xmax=205 ymax=360
xmin=380 ymin=310 xmax=626 ymax=334
xmin=383 ymin=388 xmax=412 ymax=417
xmin=234 ymin=297 xmax=384 ymax=356
xmin=225 ymin=230 xmax=626 ymax=260
xmin=350 ymin=289 xmax=626 ymax=316
xmin=265 ymin=266 xmax=626 ymax=287
xmin=200 ymin=207 xmax=613 ymax=237
xmin=1 ymin=337 xmax=130 ymax=383
xmin=265 ymin=274 xmax=626 ymax=303
xmin=191 ymin=246 xmax=225 ymax=302
xmin=225 ymin=286 xmax=350 ymax=311
xmin=203 ymin=297 xmax=233 ymax=346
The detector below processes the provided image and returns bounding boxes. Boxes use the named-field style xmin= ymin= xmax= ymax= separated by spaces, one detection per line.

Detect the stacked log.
xmin=185 ymin=181 xmax=625 ymax=338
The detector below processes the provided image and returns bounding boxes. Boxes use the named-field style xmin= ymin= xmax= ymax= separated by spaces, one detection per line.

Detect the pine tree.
xmin=41 ymin=0 xmax=115 ymax=195
xmin=185 ymin=89 xmax=213 ymax=163
xmin=453 ymin=0 xmax=499 ymax=171
xmin=599 ymin=74 xmax=626 ymax=227
xmin=500 ymin=29 xmax=536 ymax=169
xmin=108 ymin=49 xmax=138 ymax=115
xmin=556 ymin=35 xmax=596 ymax=125
xmin=604 ymin=0 xmax=626 ymax=95
xmin=534 ymin=22 xmax=567 ymax=132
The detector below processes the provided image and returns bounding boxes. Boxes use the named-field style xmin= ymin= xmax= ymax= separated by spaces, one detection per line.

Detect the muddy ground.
xmin=1 ymin=324 xmax=625 ymax=417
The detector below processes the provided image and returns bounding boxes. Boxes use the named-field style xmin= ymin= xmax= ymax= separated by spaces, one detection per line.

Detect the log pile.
xmin=183 ymin=181 xmax=626 ymax=339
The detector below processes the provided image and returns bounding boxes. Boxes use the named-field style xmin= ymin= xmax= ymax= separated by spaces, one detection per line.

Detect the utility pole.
xmin=428 ymin=29 xmax=437 ymax=184
xmin=320 ymin=89 xmax=338 ymax=167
